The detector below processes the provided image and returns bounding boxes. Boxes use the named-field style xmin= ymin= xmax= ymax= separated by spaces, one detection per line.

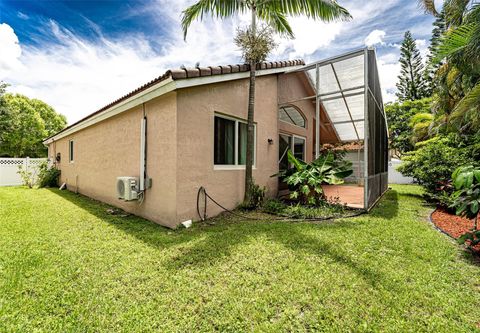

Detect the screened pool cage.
xmin=287 ymin=47 xmax=388 ymax=210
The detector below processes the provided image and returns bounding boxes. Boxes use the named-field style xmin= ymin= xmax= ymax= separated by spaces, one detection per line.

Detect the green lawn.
xmin=0 ymin=185 xmax=479 ymax=332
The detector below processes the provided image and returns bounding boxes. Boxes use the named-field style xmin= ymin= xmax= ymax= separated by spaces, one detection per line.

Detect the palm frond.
xmin=418 ymin=0 xmax=438 ymax=15
xmin=444 ymin=0 xmax=471 ymax=26
xmin=450 ymin=82 xmax=480 ymax=130
xmin=434 ymin=23 xmax=476 ymax=62
xmin=181 ymin=0 xmax=246 ymax=39
xmin=259 ymin=0 xmax=351 ymax=23
xmin=257 ymin=9 xmax=293 ymax=37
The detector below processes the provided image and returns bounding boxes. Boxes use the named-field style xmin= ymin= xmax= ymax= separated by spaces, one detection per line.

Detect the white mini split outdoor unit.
xmin=117 ymin=177 xmax=139 ymax=201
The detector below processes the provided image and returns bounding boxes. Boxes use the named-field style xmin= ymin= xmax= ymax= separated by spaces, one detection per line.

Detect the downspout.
xmin=140 ymin=104 xmax=147 ymax=194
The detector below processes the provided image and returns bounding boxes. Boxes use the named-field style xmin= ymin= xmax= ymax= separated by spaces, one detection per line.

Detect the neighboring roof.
xmin=44 ymin=59 xmax=304 ymax=144
xmin=321 ymin=142 xmax=364 ymax=151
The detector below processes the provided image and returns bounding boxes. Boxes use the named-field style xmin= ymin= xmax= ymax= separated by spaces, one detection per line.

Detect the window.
xmin=69 ymin=140 xmax=74 ymax=163
xmin=214 ymin=115 xmax=255 ymax=167
xmin=278 ymin=134 xmax=305 ymax=171
xmin=279 ymin=106 xmax=306 ymax=128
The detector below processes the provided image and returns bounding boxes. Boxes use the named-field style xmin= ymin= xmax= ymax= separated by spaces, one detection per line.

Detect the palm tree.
xmin=181 ymin=0 xmax=351 ymax=204
xmin=420 ymin=0 xmax=480 ymax=134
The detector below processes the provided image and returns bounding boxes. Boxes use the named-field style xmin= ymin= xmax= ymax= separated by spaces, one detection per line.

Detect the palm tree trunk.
xmin=244 ymin=6 xmax=256 ymax=204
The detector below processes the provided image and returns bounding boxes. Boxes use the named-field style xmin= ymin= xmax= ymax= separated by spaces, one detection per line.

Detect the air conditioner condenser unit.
xmin=117 ymin=177 xmax=139 ymax=201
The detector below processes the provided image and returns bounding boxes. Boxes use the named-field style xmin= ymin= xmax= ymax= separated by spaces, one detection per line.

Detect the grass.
xmin=0 ymin=185 xmax=479 ymax=332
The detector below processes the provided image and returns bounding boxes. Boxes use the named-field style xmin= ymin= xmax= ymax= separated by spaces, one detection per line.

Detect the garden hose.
xmin=196 ymin=186 xmax=366 ymax=223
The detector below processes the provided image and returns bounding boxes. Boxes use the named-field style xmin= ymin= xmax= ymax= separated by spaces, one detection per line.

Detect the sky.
xmin=0 ymin=0 xmax=443 ymax=124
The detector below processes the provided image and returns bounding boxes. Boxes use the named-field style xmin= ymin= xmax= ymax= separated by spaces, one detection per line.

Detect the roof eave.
xmin=43 ymin=65 xmax=304 ymax=144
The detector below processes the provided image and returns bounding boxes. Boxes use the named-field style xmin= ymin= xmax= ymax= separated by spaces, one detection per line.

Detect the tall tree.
xmin=424 ymin=8 xmax=446 ymax=95
xmin=420 ymin=0 xmax=480 ymax=134
xmin=0 ymin=93 xmax=67 ymax=157
xmin=385 ymin=98 xmax=432 ymax=157
xmin=181 ymin=0 xmax=351 ymax=205
xmin=396 ymin=31 xmax=429 ymax=101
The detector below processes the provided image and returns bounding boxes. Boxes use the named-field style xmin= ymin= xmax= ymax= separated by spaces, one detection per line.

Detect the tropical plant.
xmin=385 ymin=98 xmax=432 ymax=157
xmin=277 ymin=150 xmax=352 ymax=205
xmin=396 ymin=31 xmax=429 ymax=101
xmin=181 ymin=0 xmax=351 ymax=205
xmin=398 ymin=135 xmax=474 ymax=204
xmin=409 ymin=112 xmax=434 ymax=144
xmin=450 ymin=165 xmax=480 ymax=247
xmin=420 ymin=1 xmax=480 ymax=135
xmin=240 ymin=181 xmax=266 ymax=210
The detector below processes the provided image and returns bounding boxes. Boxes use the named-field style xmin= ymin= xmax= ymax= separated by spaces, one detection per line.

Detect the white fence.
xmin=0 ymin=158 xmax=48 ymax=186
xmin=388 ymin=159 xmax=414 ymax=184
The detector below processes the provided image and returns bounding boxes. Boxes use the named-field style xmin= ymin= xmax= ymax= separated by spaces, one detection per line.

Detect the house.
xmin=43 ymin=48 xmax=388 ymax=228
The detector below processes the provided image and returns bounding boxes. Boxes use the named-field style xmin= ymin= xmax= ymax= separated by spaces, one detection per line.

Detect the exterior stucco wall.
xmin=175 ymin=76 xmax=279 ymax=222
xmin=46 ymin=71 xmax=325 ymax=227
xmin=49 ymin=92 xmax=178 ymax=228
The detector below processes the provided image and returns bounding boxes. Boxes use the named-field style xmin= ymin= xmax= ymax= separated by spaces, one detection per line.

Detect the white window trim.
xmin=279 ymin=105 xmax=307 ymax=129
xmin=214 ymin=113 xmax=256 ymax=170
xmin=68 ymin=140 xmax=74 ymax=163
xmin=279 ymin=133 xmax=306 ymax=166
xmin=292 ymin=135 xmax=306 ymax=161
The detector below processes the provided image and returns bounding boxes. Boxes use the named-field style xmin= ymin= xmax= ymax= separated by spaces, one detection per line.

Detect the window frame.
xmin=278 ymin=105 xmax=307 ymax=129
xmin=214 ymin=113 xmax=256 ymax=170
xmin=278 ymin=133 xmax=306 ymax=169
xmin=68 ymin=140 xmax=74 ymax=163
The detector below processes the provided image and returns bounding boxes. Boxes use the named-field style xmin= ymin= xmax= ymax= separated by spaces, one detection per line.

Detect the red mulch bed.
xmin=431 ymin=207 xmax=480 ymax=254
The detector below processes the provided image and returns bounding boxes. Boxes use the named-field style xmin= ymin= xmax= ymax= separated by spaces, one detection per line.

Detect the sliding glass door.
xmin=278 ymin=134 xmax=306 ymax=171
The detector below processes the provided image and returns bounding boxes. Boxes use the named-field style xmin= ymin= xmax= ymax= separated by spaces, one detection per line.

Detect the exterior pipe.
xmin=140 ymin=105 xmax=147 ymax=192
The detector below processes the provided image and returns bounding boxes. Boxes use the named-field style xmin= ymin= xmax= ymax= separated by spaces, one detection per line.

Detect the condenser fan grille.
xmin=117 ymin=179 xmax=125 ymax=198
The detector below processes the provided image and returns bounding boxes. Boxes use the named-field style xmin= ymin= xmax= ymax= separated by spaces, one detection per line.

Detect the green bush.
xmin=262 ymin=198 xmax=346 ymax=219
xmin=262 ymin=198 xmax=286 ymax=214
xmin=17 ymin=165 xmax=36 ymax=188
xmin=37 ymin=162 xmax=61 ymax=188
xmin=240 ymin=182 xmax=266 ymax=210
xmin=398 ymin=135 xmax=474 ymax=204
xmin=277 ymin=150 xmax=353 ymax=206
xmin=385 ymin=98 xmax=432 ymax=157
xmin=450 ymin=165 xmax=480 ymax=247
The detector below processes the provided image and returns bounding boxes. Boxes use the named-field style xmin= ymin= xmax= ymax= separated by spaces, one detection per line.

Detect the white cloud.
xmin=415 ymin=39 xmax=429 ymax=61
xmin=1 ymin=0 xmax=423 ymax=123
xmin=377 ymin=53 xmax=400 ymax=103
xmin=364 ymin=29 xmax=386 ymax=47
xmin=272 ymin=18 xmax=344 ymax=59
xmin=1 ymin=16 xmax=243 ymax=123
xmin=17 ymin=12 xmax=29 ymax=20
xmin=0 ymin=23 xmax=23 ymax=74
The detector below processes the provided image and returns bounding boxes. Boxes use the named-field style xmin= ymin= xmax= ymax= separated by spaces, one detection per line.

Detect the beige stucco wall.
xmin=47 ymin=71 xmax=321 ymax=228
xmin=49 ymin=92 xmax=178 ymax=228
xmin=175 ymin=75 xmax=279 ymax=222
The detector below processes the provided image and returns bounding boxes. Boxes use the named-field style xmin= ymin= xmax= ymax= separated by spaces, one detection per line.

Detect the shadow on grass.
xmin=368 ymin=189 xmax=399 ymax=219
xmin=48 ymin=188 xmax=404 ymax=291
xmin=47 ymin=189 xmax=192 ymax=249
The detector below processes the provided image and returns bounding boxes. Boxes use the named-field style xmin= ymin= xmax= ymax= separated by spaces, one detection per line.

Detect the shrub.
xmin=17 ymin=165 xmax=37 ymax=188
xmin=17 ymin=161 xmax=60 ymax=188
xmin=277 ymin=150 xmax=353 ymax=206
xmin=262 ymin=198 xmax=346 ymax=219
xmin=262 ymin=198 xmax=286 ymax=214
xmin=37 ymin=162 xmax=61 ymax=188
xmin=240 ymin=182 xmax=266 ymax=210
xmin=398 ymin=135 xmax=474 ymax=204
xmin=450 ymin=166 xmax=480 ymax=247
